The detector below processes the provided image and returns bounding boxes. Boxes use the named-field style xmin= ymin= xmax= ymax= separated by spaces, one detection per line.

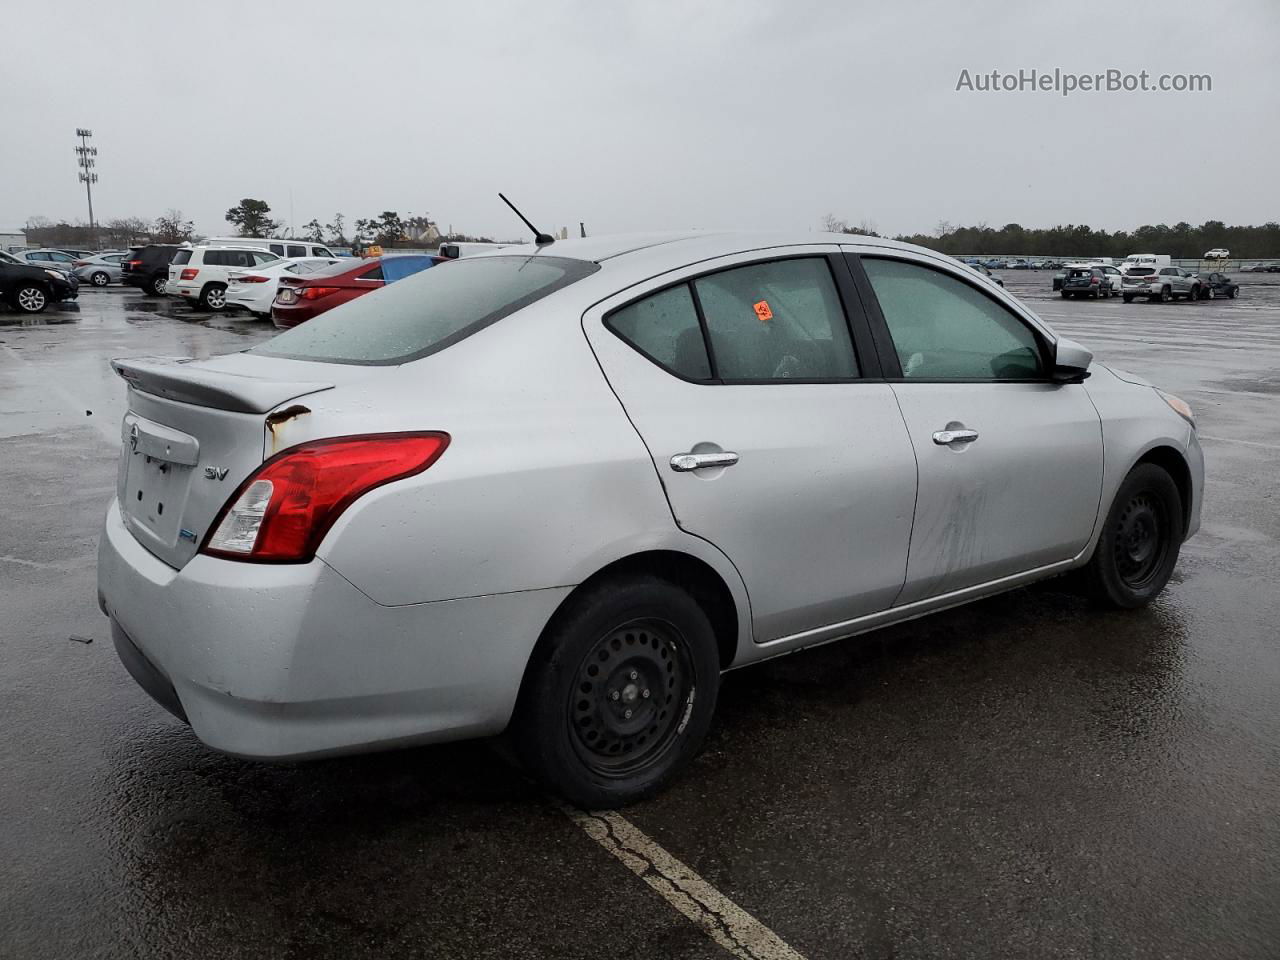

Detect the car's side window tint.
xmin=287 ymin=245 xmax=306 ymax=257
xmin=862 ymin=257 xmax=1043 ymax=380
xmin=269 ymin=244 xmax=285 ymax=257
xmin=361 ymin=265 xmax=384 ymax=281
xmin=608 ymin=284 xmax=710 ymax=380
xmin=692 ymin=258 xmax=857 ymax=380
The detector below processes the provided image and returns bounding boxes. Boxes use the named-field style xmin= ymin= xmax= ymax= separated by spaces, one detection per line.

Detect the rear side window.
xmin=608 ymin=285 xmax=710 ymax=380
xmin=862 ymin=258 xmax=1043 ymax=380
xmin=252 ymin=251 xmax=279 ymax=266
xmin=286 ymin=244 xmax=306 ymax=257
xmin=172 ymin=249 xmax=192 ymax=265
xmin=254 ymin=255 xmax=599 ymax=365
xmin=269 ymin=244 xmax=285 ymax=257
xmin=693 ymin=258 xmax=858 ymax=380
xmin=359 ymin=265 xmax=384 ymax=281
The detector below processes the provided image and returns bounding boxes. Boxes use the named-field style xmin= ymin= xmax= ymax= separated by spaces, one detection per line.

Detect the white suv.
xmin=168 ymin=245 xmax=282 ymax=311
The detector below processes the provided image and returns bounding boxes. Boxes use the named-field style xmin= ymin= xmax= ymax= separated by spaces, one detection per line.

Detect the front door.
xmin=582 ymin=249 xmax=919 ymax=643
xmin=852 ymin=251 xmax=1104 ymax=604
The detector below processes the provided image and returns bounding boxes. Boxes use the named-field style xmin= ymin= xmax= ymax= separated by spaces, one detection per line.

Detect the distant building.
xmin=1 ymin=230 xmax=27 ymax=252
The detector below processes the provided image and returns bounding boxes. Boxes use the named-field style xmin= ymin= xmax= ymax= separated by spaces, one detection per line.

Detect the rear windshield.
xmin=1127 ymin=267 xmax=1156 ymax=276
xmin=253 ymin=255 xmax=600 ymax=365
xmin=1067 ymin=269 xmax=1093 ymax=278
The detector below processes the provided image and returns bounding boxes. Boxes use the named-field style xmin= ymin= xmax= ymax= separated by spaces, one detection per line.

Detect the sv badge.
xmin=204 ymin=466 xmax=229 ymax=481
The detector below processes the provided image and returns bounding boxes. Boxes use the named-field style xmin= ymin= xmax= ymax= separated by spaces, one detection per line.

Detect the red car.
xmin=271 ymin=254 xmax=443 ymax=328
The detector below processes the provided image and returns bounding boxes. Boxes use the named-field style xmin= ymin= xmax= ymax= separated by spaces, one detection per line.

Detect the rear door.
xmin=582 ymin=248 xmax=918 ymax=643
xmin=850 ymin=249 xmax=1103 ymax=603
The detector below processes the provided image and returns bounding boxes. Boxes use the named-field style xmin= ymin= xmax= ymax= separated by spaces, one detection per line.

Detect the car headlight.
xmin=1156 ymin=389 xmax=1195 ymax=428
xmin=44 ymin=269 xmax=64 ymax=280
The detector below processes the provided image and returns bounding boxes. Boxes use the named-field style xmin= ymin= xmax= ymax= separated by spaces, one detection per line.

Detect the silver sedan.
xmin=73 ymin=252 xmax=126 ymax=286
xmin=98 ymin=232 xmax=1203 ymax=807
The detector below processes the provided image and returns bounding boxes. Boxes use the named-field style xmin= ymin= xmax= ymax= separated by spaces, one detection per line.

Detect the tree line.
xmin=21 ymin=198 xmax=495 ymax=250
xmin=824 ymin=215 xmax=1280 ymax=259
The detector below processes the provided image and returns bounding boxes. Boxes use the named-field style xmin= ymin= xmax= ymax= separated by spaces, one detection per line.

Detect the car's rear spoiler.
xmin=110 ymin=356 xmax=334 ymax=414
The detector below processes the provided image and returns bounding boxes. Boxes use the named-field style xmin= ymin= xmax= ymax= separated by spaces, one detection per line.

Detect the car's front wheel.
xmin=11 ymin=284 xmax=49 ymax=313
xmin=1085 ymin=463 xmax=1184 ymax=608
xmin=512 ymin=575 xmax=721 ymax=808
xmin=1123 ymin=294 xmax=1134 ymax=303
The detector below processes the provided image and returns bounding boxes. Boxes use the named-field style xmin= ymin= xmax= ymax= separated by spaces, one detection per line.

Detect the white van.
xmin=1121 ymin=253 xmax=1172 ymax=272
xmin=203 ymin=237 xmax=337 ymax=259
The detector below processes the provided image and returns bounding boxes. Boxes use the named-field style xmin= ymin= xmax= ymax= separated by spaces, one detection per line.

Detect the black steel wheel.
xmin=569 ymin=619 xmax=694 ymax=779
xmin=512 ymin=574 xmax=720 ymax=808
xmin=1086 ymin=463 xmax=1184 ymax=608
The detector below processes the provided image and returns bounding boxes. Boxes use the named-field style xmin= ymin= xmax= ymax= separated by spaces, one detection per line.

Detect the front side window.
xmin=607 ymin=284 xmax=710 ymax=380
xmin=314 ymin=247 xmax=333 ymax=258
xmin=692 ymin=258 xmax=857 ymax=380
xmin=862 ymin=258 xmax=1043 ymax=380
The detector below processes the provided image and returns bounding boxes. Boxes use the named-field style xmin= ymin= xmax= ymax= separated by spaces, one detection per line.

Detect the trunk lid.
xmin=111 ymin=354 xmax=339 ymax=569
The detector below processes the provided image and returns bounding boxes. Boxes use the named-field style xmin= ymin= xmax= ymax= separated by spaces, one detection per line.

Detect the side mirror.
xmin=1052 ymin=337 xmax=1093 ymax=382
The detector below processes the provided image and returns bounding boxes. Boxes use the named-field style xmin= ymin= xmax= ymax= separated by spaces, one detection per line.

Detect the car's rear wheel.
xmin=1061 ymin=290 xmax=1070 ymax=298
xmin=1229 ymin=288 xmax=1238 ymax=298
xmin=199 ymin=283 xmax=228 ymax=311
xmin=12 ymin=285 xmax=49 ymax=313
xmin=147 ymin=274 xmax=167 ymax=296
xmin=1123 ymin=294 xmax=1134 ymax=303
xmin=90 ymin=271 xmax=110 ymax=287
xmin=512 ymin=575 xmax=720 ymax=808
xmin=1159 ymin=286 xmax=1172 ymax=303
xmin=1085 ymin=463 xmax=1184 ymax=608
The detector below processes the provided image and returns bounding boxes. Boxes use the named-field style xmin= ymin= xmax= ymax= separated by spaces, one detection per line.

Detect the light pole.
xmin=75 ymin=128 xmax=98 ymax=244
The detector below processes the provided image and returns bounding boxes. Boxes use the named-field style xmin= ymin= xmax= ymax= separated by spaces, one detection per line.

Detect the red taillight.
xmin=201 ymin=433 xmax=450 ymax=563
xmin=126 ymin=259 xmax=142 ymax=268
xmin=74 ymin=260 xmax=89 ymax=267
xmin=180 ymin=268 xmax=199 ymax=281
xmin=237 ymin=275 xmax=270 ymax=283
xmin=298 ymin=285 xmax=341 ymax=300
xmin=1091 ymin=276 xmax=1099 ymax=284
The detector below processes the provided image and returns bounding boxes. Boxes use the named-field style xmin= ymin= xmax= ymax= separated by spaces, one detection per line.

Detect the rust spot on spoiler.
xmin=265 ymin=405 xmax=311 ymax=453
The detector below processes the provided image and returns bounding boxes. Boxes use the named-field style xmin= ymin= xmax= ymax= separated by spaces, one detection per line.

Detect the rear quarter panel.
xmin=287 ymin=292 xmax=752 ymax=655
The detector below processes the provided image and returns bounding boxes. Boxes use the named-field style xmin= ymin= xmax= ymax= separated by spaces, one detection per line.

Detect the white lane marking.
xmin=1199 ymin=434 xmax=1280 ymax=451
xmin=561 ymin=804 xmax=807 ymax=960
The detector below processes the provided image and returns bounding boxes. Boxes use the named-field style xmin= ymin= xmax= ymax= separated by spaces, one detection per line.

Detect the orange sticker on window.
xmin=753 ymin=300 xmax=773 ymax=323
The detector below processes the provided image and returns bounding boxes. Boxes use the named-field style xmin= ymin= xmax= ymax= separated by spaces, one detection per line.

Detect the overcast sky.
xmin=2 ymin=0 xmax=1277 ymax=240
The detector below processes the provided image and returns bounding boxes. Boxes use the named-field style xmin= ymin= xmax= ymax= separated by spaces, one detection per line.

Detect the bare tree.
xmin=153 ymin=209 xmax=195 ymax=243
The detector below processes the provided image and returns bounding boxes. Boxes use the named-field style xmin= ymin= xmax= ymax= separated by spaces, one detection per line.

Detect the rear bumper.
xmin=97 ymin=499 xmax=568 ymax=759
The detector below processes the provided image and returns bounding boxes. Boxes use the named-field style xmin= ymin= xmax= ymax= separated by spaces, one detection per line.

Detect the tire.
xmin=1061 ymin=290 xmax=1071 ymax=298
xmin=1207 ymin=286 xmax=1216 ymax=300
xmin=1189 ymin=286 xmax=1201 ymax=301
xmin=12 ymin=284 xmax=49 ymax=313
xmin=1085 ymin=463 xmax=1184 ymax=609
xmin=147 ymin=274 xmax=167 ymax=297
xmin=1229 ymin=288 xmax=1238 ymax=298
xmin=512 ymin=574 xmax=721 ymax=808
xmin=90 ymin=271 xmax=110 ymax=287
xmin=198 ymin=283 xmax=228 ymax=311
xmin=1159 ymin=286 xmax=1172 ymax=303
xmin=1123 ymin=294 xmax=1134 ymax=303
xmin=1091 ymin=288 xmax=1099 ymax=299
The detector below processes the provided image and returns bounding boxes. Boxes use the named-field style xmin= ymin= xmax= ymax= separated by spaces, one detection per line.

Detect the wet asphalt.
xmin=1 ymin=274 xmax=1278 ymax=959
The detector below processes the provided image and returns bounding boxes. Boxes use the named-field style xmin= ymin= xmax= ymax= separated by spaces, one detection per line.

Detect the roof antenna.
xmin=499 ymin=193 xmax=555 ymax=245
